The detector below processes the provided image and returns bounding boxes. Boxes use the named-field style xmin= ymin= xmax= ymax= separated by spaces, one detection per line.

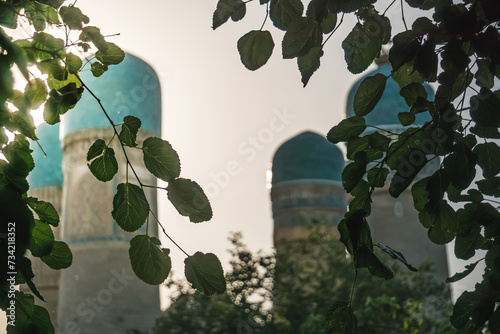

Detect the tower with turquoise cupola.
xmin=56 ymin=53 xmax=162 ymax=333
xmin=270 ymin=131 xmax=347 ymax=251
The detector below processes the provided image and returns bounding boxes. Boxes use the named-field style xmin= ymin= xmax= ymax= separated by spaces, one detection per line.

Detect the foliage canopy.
xmin=212 ymin=0 xmax=500 ymax=332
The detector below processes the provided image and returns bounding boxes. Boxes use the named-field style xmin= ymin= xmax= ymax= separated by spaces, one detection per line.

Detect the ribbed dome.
xmin=28 ymin=123 xmax=63 ymax=188
xmin=272 ymin=131 xmax=344 ymax=185
xmin=346 ymin=63 xmax=433 ymax=126
xmin=61 ymin=53 xmax=161 ymax=137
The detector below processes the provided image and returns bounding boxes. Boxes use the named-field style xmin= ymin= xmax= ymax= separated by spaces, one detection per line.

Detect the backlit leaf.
xmin=269 ymin=0 xmax=304 ymax=31
xmin=185 ymin=252 xmax=226 ymax=295
xmin=119 ymin=115 xmax=141 ymax=147
xmin=237 ymin=30 xmax=274 ymax=71
xmin=353 ymin=73 xmax=387 ymax=116
xmin=112 ymin=183 xmax=150 ymax=232
xmin=327 ymin=116 xmax=366 ymax=144
xmin=298 ymin=46 xmax=323 ymax=86
xmin=41 ymin=241 xmax=72 ymax=269
xmin=212 ymin=0 xmax=245 ymax=29
xmin=88 ymin=145 xmax=118 ymax=182
xmin=28 ymin=220 xmax=54 ymax=257
xmin=282 ymin=17 xmax=322 ymax=59
xmin=142 ymin=137 xmax=180 ymax=182
xmin=167 ymin=178 xmax=212 ymax=223
xmin=95 ymin=42 xmax=125 ymax=65
xmin=129 ymin=235 xmax=171 ymax=285
xmin=342 ymin=23 xmax=381 ymax=74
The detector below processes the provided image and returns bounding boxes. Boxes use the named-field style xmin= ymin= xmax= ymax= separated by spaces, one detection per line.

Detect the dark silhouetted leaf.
xmin=353 ymin=73 xmax=387 ymax=116
xmin=342 ymin=23 xmax=381 ymax=74
xmin=237 ymin=30 xmax=274 ymax=71
xmin=119 ymin=115 xmax=141 ymax=147
xmin=142 ymin=137 xmax=180 ymax=182
xmin=325 ymin=301 xmax=357 ymax=334
xmin=269 ymin=0 xmax=304 ymax=31
xmin=129 ymin=235 xmax=171 ymax=285
xmin=282 ymin=17 xmax=322 ymax=59
xmin=327 ymin=116 xmax=366 ymax=144
xmin=185 ymin=252 xmax=226 ymax=295
xmin=474 ymin=142 xmax=500 ymax=178
xmin=167 ymin=178 xmax=212 ymax=223
xmin=298 ymin=46 xmax=323 ymax=86
xmin=377 ymin=243 xmax=417 ymax=271
xmin=212 ymin=0 xmax=246 ymax=30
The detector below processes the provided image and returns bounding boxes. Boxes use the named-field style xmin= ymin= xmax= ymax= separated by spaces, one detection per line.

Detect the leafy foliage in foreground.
xmin=1 ymin=2 xmax=222 ymax=332
xmin=213 ymin=0 xmax=500 ymax=332
xmin=143 ymin=225 xmax=453 ymax=334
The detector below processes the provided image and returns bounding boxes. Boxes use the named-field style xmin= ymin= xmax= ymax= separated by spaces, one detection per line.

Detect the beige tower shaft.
xmin=57 ymin=128 xmax=160 ymax=334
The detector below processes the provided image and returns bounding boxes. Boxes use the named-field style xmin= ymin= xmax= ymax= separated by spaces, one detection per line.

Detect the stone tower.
xmin=57 ymin=53 xmax=162 ymax=333
xmin=270 ymin=131 xmax=347 ymax=250
xmin=27 ymin=123 xmax=63 ymax=331
xmin=345 ymin=61 xmax=449 ymax=281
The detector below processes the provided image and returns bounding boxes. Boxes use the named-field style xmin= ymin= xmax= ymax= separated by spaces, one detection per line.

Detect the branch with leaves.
xmin=212 ymin=0 xmax=500 ymax=333
xmin=1 ymin=1 xmax=224 ymax=333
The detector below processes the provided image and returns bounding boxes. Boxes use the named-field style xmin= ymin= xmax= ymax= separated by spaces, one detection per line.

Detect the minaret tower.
xmin=270 ymin=131 xmax=347 ymax=250
xmin=27 ymin=123 xmax=63 ymax=331
xmin=57 ymin=53 xmax=162 ymax=333
xmin=345 ymin=60 xmax=449 ymax=281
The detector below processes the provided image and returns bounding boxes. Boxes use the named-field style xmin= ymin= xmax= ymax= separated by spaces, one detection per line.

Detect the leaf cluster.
xmin=213 ymin=0 xmax=500 ymax=332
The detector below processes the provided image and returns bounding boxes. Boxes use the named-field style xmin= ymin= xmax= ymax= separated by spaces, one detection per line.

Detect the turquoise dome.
xmin=61 ymin=53 xmax=161 ymax=137
xmin=272 ymin=131 xmax=344 ymax=185
xmin=346 ymin=63 xmax=433 ymax=126
xmin=28 ymin=123 xmax=63 ymax=188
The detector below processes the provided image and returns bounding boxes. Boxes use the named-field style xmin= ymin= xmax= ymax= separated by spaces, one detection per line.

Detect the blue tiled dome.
xmin=272 ymin=131 xmax=344 ymax=185
xmin=28 ymin=123 xmax=63 ymax=188
xmin=61 ymin=53 xmax=161 ymax=137
xmin=346 ymin=63 xmax=433 ymax=126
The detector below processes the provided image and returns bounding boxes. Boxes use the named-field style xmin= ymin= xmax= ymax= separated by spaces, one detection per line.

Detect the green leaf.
xmin=26 ymin=197 xmax=59 ymax=226
xmin=388 ymin=30 xmax=421 ymax=71
xmin=399 ymin=82 xmax=428 ymax=106
xmin=28 ymin=220 xmax=55 ymax=257
xmin=269 ymin=0 xmax=304 ymax=31
xmin=324 ymin=301 xmax=357 ymax=334
xmin=119 ymin=115 xmax=142 ymax=147
xmin=327 ymin=116 xmax=366 ymax=144
xmin=474 ymin=142 xmax=500 ymax=178
xmin=398 ymin=112 xmax=415 ymax=126
xmin=346 ymin=136 xmax=369 ymax=160
xmin=391 ymin=61 xmax=424 ymax=88
xmin=443 ymin=142 xmax=477 ymax=191
xmin=142 ymin=137 xmax=181 ymax=182
xmin=212 ymin=0 xmax=245 ymax=29
xmin=87 ymin=144 xmax=118 ymax=182
xmin=342 ymin=151 xmax=367 ymax=193
xmin=389 ymin=149 xmax=427 ymax=198
xmin=112 ymin=183 xmax=150 ymax=232
xmin=455 ymin=225 xmax=481 ymax=260
xmin=79 ymin=26 xmax=107 ymax=51
xmin=282 ymin=17 xmax=322 ymax=59
xmin=342 ymin=22 xmax=381 ymax=74
xmin=129 ymin=235 xmax=171 ymax=285
xmin=367 ymin=166 xmax=389 ymax=188
xmin=30 ymin=305 xmax=55 ymax=334
xmin=446 ymin=260 xmax=481 ymax=283
xmin=14 ymin=292 xmax=35 ymax=330
xmin=41 ymin=241 xmax=72 ymax=269
xmin=353 ymin=73 xmax=387 ymax=117
xmin=349 ymin=180 xmax=371 ymax=214
xmin=376 ymin=243 xmax=417 ymax=271
xmin=167 ymin=178 xmax=213 ymax=223
xmin=414 ymin=39 xmax=437 ymax=81
xmin=321 ymin=12 xmax=337 ymax=34
xmin=32 ymin=32 xmax=65 ymax=54
xmin=10 ymin=111 xmax=37 ymax=141
xmin=475 ymin=59 xmax=494 ymax=89
xmin=87 ymin=139 xmax=106 ymax=160
xmin=65 ymin=53 xmax=82 ymax=74
xmin=298 ymin=46 xmax=323 ymax=87
xmin=476 ymin=177 xmax=500 ymax=197
xmin=356 ymin=245 xmax=394 ymax=279
xmin=59 ymin=5 xmax=89 ymax=30
xmin=44 ymin=83 xmax=83 ymax=124
xmin=0 ymin=3 xmax=18 ymax=28
xmin=237 ymin=30 xmax=274 ymax=71
xmin=90 ymin=61 xmax=108 ymax=77
xmin=470 ymin=88 xmax=500 ymax=127
xmin=185 ymin=252 xmax=226 ymax=295
xmin=24 ymin=78 xmax=48 ymax=110
xmin=422 ymin=201 xmax=456 ymax=244
xmin=95 ymin=42 xmax=125 ymax=65
xmin=451 ymin=291 xmax=476 ymax=329
xmin=18 ymin=256 xmax=45 ymax=302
